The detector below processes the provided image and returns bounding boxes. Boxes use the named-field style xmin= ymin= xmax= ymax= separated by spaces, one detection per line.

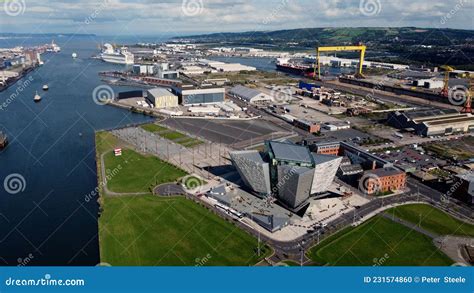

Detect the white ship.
xmin=46 ymin=40 xmax=61 ymax=53
xmin=34 ymin=91 xmax=42 ymax=102
xmin=100 ymin=43 xmax=134 ymax=65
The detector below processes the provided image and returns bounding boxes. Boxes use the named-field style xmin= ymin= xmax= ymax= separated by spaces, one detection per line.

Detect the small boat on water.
xmin=42 ymin=84 xmax=49 ymax=91
xmin=72 ymin=52 xmax=77 ymax=59
xmin=34 ymin=91 xmax=42 ymax=102
xmin=0 ymin=132 xmax=8 ymax=149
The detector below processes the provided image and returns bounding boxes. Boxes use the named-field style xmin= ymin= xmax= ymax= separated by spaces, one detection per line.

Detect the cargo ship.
xmin=276 ymin=58 xmax=316 ymax=78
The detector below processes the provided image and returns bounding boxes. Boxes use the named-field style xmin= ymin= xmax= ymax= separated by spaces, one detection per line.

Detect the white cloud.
xmin=0 ymin=0 xmax=471 ymax=35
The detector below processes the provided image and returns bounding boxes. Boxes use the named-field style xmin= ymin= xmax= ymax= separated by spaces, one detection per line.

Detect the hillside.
xmin=174 ymin=27 xmax=474 ymax=69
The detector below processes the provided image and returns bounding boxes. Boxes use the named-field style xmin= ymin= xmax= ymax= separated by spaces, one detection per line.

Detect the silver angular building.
xmin=277 ymin=165 xmax=314 ymax=210
xmin=230 ymin=140 xmax=342 ymax=212
xmin=311 ymin=154 xmax=343 ymax=194
xmin=229 ymin=150 xmax=271 ymax=196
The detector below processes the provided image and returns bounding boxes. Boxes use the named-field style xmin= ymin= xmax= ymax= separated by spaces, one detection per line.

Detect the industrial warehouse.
xmin=387 ymin=108 xmax=474 ymax=137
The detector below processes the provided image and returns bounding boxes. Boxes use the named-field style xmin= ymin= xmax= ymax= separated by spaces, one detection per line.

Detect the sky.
xmin=0 ymin=0 xmax=472 ymax=36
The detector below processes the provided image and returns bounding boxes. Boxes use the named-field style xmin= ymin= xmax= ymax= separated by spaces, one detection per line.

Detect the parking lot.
xmin=161 ymin=118 xmax=291 ymax=147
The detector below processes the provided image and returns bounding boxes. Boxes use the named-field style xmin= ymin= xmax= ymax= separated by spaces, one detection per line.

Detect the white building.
xmin=229 ymin=85 xmax=274 ymax=104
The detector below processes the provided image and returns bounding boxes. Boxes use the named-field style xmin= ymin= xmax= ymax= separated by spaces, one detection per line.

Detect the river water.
xmin=0 ymin=36 xmax=155 ymax=265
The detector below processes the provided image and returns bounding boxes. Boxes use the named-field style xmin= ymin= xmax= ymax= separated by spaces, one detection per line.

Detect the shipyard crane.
xmin=315 ymin=44 xmax=367 ymax=80
xmin=440 ymin=65 xmax=454 ymax=97
xmin=461 ymin=75 xmax=473 ymax=114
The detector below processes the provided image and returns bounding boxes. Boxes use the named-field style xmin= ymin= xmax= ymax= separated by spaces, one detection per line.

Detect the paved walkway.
xmin=381 ymin=213 xmax=438 ymax=239
xmin=434 ymin=236 xmax=474 ymax=266
xmin=153 ymin=183 xmax=186 ymax=196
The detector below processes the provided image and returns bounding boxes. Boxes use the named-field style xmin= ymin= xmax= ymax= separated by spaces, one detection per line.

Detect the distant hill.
xmin=175 ymin=27 xmax=473 ymax=47
xmin=174 ymin=27 xmax=474 ymax=70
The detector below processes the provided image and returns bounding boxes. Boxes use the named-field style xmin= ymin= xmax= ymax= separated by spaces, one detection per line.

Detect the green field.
xmin=140 ymin=123 xmax=168 ymax=133
xmin=387 ymin=204 xmax=474 ymax=237
xmin=140 ymin=123 xmax=203 ymax=147
xmin=104 ymin=149 xmax=187 ymax=193
xmin=308 ymin=216 xmax=452 ymax=266
xmin=99 ymin=195 xmax=269 ymax=266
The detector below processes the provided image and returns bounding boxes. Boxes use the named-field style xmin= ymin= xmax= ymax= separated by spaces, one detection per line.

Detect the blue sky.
xmin=0 ymin=0 xmax=472 ymax=36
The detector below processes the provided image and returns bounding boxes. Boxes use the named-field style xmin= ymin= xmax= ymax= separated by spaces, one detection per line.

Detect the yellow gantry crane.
xmin=440 ymin=65 xmax=455 ymax=97
xmin=315 ymin=45 xmax=367 ymax=80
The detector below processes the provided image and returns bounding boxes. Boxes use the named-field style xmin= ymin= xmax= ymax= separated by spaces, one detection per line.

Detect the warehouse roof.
xmin=229 ymin=85 xmax=262 ymax=101
xmin=365 ymin=167 xmax=404 ymax=177
xmin=147 ymin=87 xmax=175 ymax=97
xmin=402 ymin=108 xmax=458 ymax=120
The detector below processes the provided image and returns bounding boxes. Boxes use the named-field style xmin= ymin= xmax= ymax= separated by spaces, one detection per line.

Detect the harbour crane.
xmin=461 ymin=75 xmax=473 ymax=114
xmin=440 ymin=65 xmax=454 ymax=97
xmin=315 ymin=44 xmax=367 ymax=80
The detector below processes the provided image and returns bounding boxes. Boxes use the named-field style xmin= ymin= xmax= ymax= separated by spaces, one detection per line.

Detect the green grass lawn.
xmin=104 ymin=149 xmax=187 ymax=193
xmin=140 ymin=123 xmax=203 ymax=147
xmin=386 ymin=204 xmax=474 ymax=237
xmin=96 ymin=131 xmax=122 ymax=155
xmin=140 ymin=123 xmax=168 ymax=133
xmin=308 ymin=216 xmax=453 ymax=266
xmin=177 ymin=137 xmax=203 ymax=147
xmin=159 ymin=130 xmax=188 ymax=141
xmin=99 ymin=195 xmax=269 ymax=266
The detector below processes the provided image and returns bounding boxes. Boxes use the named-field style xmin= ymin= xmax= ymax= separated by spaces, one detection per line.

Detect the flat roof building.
xmin=173 ymin=85 xmax=225 ymax=105
xmin=229 ymin=85 xmax=274 ymax=104
xmin=206 ymin=185 xmax=294 ymax=232
xmin=362 ymin=167 xmax=407 ymax=195
xmin=387 ymin=108 xmax=474 ymax=137
xmin=146 ymin=88 xmax=178 ymax=108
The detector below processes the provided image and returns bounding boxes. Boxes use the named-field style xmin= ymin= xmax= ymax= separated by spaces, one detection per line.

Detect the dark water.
xmin=0 ymin=36 xmax=155 ymax=266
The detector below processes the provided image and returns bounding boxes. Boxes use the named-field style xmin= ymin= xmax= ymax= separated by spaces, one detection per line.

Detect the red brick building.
xmin=363 ymin=167 xmax=406 ymax=195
